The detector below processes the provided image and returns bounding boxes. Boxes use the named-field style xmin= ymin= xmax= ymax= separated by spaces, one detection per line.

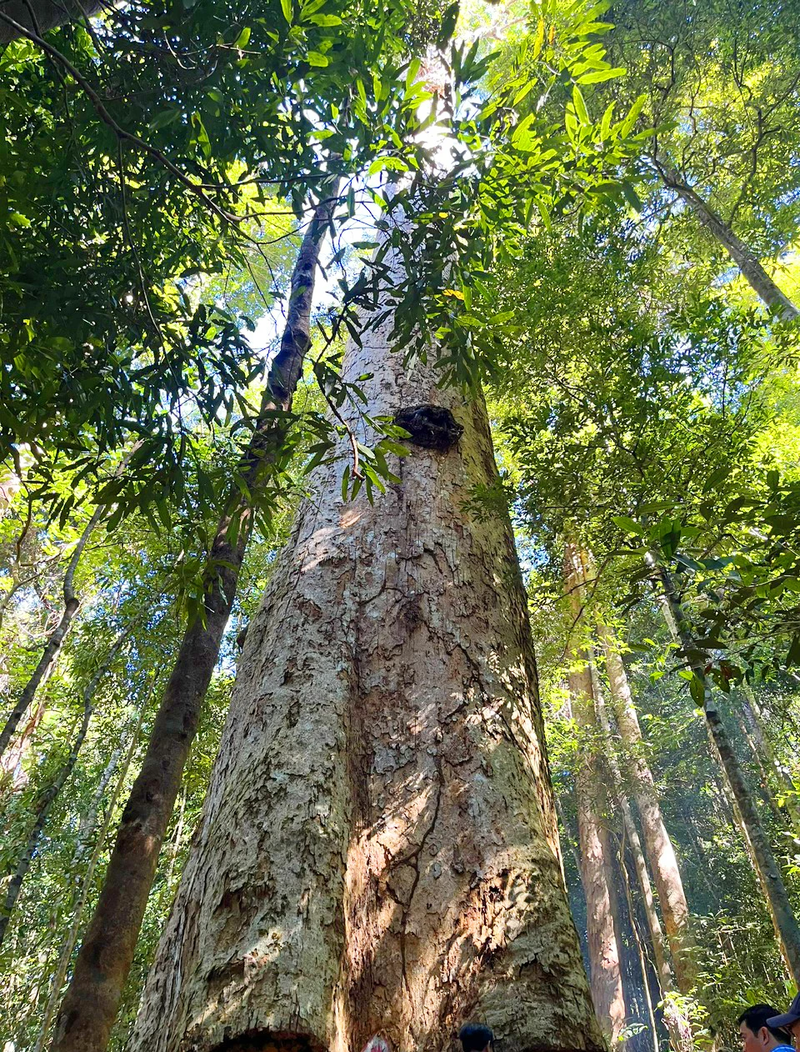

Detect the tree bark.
xmin=129 ymin=251 xmax=601 ymax=1052
xmin=597 ymin=625 xmax=696 ymax=993
xmin=33 ymin=694 xmax=147 ymax=1052
xmin=563 ymin=546 xmax=627 ymax=1044
xmin=0 ymin=694 xmax=46 ymax=795
xmin=590 ymin=665 xmax=693 ymax=1052
xmin=615 ymin=842 xmax=658 ymax=1052
xmin=51 ymin=196 xmax=337 ymax=1052
xmin=0 ymin=505 xmax=102 ymax=760
xmin=739 ymin=686 xmax=800 ymax=833
xmin=655 ymin=161 xmax=799 ymax=321
xmin=650 ymin=556 xmax=800 ymax=984
xmin=34 ymin=695 xmax=146 ymax=1052
xmin=730 ymin=702 xmax=782 ymax=817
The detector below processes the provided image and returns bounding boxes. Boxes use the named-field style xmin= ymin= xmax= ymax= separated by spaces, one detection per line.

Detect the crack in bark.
xmin=395 ymin=755 xmax=444 ymax=1001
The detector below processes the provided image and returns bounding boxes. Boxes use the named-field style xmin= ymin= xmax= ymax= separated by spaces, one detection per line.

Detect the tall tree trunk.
xmin=564 ymin=545 xmax=627 ymax=1044
xmin=129 ymin=252 xmax=602 ymax=1052
xmin=650 ymin=556 xmax=800 ymax=983
xmin=0 ymin=628 xmax=126 ymax=946
xmin=51 ymin=195 xmax=338 ymax=1052
xmin=597 ymin=625 xmax=696 ymax=993
xmin=654 ymin=160 xmax=799 ymax=321
xmin=0 ymin=505 xmax=102 ymax=759
xmin=590 ymin=664 xmax=693 ymax=1052
xmin=33 ymin=694 xmax=147 ymax=1052
xmin=615 ymin=842 xmax=658 ymax=1052
xmin=34 ymin=695 xmax=146 ymax=1052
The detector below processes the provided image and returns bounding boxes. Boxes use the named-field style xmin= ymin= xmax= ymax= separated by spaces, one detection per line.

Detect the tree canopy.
xmin=3 ymin=0 xmax=800 ymax=1049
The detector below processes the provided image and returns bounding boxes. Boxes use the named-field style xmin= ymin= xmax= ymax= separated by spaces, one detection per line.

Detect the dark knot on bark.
xmin=393 ymin=404 xmax=463 ymax=451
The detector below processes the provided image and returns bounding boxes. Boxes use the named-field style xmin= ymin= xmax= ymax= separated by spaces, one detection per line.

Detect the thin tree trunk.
xmin=0 ymin=505 xmax=103 ymax=759
xmin=591 ymin=664 xmax=693 ymax=1052
xmin=165 ymin=788 xmax=186 ymax=890
xmin=616 ymin=838 xmax=659 ymax=1052
xmin=655 ymin=160 xmax=799 ymax=321
xmin=555 ymin=792 xmax=584 ymax=878
xmin=73 ymin=739 xmax=127 ymax=867
xmin=564 ymin=545 xmax=627 ymax=1043
xmin=598 ymin=624 xmax=696 ymax=992
xmin=739 ymin=686 xmax=800 ymax=832
xmin=0 ymin=694 xmax=47 ymax=794
xmin=0 ymin=629 xmax=126 ymax=946
xmin=128 ymin=237 xmax=602 ymax=1052
xmin=731 ymin=702 xmax=781 ymax=816
xmin=52 ymin=196 xmax=337 ymax=1052
xmin=650 ymin=556 xmax=800 ymax=984
xmin=34 ymin=696 xmax=147 ymax=1052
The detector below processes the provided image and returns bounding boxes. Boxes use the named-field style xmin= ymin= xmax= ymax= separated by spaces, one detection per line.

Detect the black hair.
xmin=738 ymin=1004 xmax=792 ymax=1043
xmin=459 ymin=1025 xmax=495 ymax=1052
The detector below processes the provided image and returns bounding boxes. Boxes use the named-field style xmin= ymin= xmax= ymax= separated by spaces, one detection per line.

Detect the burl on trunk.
xmin=131 ymin=306 xmax=601 ymax=1052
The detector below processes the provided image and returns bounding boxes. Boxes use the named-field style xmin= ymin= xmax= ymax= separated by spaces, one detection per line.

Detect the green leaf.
xmin=620 ymin=94 xmax=647 ymax=137
xmin=438 ymin=1 xmax=459 ymax=47
xmin=572 ymin=85 xmax=589 ymax=125
xmin=303 ymin=12 xmax=341 ymax=24
xmin=612 ymin=515 xmax=643 ymax=535
xmin=532 ymin=17 xmax=545 ymax=60
xmin=306 ymin=51 xmax=329 ymax=66
xmin=577 ymin=66 xmax=626 ymax=84
xmin=689 ymin=674 xmax=706 ymax=706
xmin=280 ymin=0 xmax=293 ymax=23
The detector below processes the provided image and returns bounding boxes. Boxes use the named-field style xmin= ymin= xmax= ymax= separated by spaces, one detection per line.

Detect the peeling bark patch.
xmin=393 ymin=405 xmax=463 ymax=451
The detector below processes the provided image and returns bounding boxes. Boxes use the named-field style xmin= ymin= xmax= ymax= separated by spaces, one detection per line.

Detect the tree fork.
xmin=51 ymin=195 xmax=336 ymax=1052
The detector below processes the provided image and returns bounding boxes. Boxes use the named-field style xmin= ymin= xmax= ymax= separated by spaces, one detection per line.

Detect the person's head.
xmin=459 ymin=1024 xmax=495 ymax=1052
xmin=738 ymin=1004 xmax=792 ymax=1052
xmin=769 ymin=993 xmax=800 ymax=1045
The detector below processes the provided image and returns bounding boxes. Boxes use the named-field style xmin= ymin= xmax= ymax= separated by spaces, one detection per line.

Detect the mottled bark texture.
xmin=52 ymin=200 xmax=334 ymax=1052
xmin=131 ymin=302 xmax=601 ymax=1052
xmin=562 ymin=546 xmax=626 ymax=1043
xmin=569 ymin=682 xmax=626 ymax=1044
xmin=597 ymin=626 xmax=695 ymax=993
xmin=589 ymin=666 xmax=693 ymax=1052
